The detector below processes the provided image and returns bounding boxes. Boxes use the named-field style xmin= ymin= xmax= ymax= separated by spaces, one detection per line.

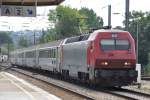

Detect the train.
xmin=10 ymin=28 xmax=138 ymax=87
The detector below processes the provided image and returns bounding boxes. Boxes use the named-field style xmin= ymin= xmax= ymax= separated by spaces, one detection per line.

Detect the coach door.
xmin=56 ymin=47 xmax=60 ymax=72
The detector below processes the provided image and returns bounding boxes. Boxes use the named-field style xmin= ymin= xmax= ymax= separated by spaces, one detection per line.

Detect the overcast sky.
xmin=0 ymin=0 xmax=150 ymax=31
xmin=62 ymin=0 xmax=150 ymax=26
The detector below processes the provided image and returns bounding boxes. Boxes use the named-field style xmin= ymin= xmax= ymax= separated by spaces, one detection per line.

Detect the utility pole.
xmin=77 ymin=17 xmax=88 ymax=34
xmin=41 ymin=28 xmax=45 ymax=43
xmin=77 ymin=18 xmax=82 ymax=34
xmin=136 ymin=22 xmax=139 ymax=63
xmin=7 ymin=42 xmax=9 ymax=61
xmin=125 ymin=0 xmax=130 ymax=31
xmin=34 ymin=31 xmax=36 ymax=45
xmin=108 ymin=5 xmax=111 ymax=27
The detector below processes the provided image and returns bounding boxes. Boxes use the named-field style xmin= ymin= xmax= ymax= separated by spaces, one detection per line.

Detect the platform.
xmin=0 ymin=72 xmax=61 ymax=100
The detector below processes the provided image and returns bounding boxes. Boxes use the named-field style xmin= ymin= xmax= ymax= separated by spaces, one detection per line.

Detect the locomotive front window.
xmin=100 ymin=39 xmax=130 ymax=51
xmin=100 ymin=39 xmax=115 ymax=50
xmin=116 ymin=40 xmax=129 ymax=50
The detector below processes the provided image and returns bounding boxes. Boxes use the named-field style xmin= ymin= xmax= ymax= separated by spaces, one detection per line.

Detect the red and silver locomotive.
xmin=10 ymin=28 xmax=137 ymax=87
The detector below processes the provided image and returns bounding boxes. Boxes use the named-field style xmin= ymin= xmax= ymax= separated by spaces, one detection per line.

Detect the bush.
xmin=145 ymin=64 xmax=150 ymax=75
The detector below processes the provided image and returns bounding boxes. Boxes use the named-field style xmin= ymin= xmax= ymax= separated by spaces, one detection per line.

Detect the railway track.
xmin=142 ymin=76 xmax=150 ymax=80
xmin=10 ymin=67 xmax=150 ymax=100
xmin=103 ymin=87 xmax=150 ymax=100
xmin=1 ymin=64 xmax=150 ymax=100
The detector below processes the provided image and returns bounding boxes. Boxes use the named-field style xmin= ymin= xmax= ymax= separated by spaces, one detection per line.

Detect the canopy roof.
xmin=0 ymin=0 xmax=64 ymax=6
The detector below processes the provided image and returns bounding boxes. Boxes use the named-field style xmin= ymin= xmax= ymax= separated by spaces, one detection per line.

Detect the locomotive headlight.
xmin=101 ymin=61 xmax=108 ymax=66
xmin=124 ymin=62 xmax=131 ymax=66
xmin=104 ymin=62 xmax=108 ymax=65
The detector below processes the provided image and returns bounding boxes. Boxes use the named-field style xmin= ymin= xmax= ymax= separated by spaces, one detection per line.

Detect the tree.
xmin=127 ymin=11 xmax=150 ymax=65
xmin=79 ymin=7 xmax=103 ymax=30
xmin=48 ymin=6 xmax=85 ymax=39
xmin=18 ymin=37 xmax=28 ymax=48
xmin=0 ymin=32 xmax=14 ymax=52
xmin=39 ymin=29 xmax=47 ymax=43
xmin=0 ymin=32 xmax=12 ymax=45
xmin=43 ymin=28 xmax=57 ymax=42
xmin=47 ymin=6 xmax=103 ymax=41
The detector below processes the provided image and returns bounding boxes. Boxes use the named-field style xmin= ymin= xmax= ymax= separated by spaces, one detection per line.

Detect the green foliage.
xmin=39 ymin=30 xmax=47 ymax=43
xmin=1 ymin=43 xmax=14 ymax=54
xmin=47 ymin=5 xmax=103 ymax=40
xmin=18 ymin=37 xmax=28 ymax=48
xmin=8 ymin=43 xmax=15 ymax=51
xmin=48 ymin=6 xmax=82 ymax=39
xmin=44 ymin=28 xmax=57 ymax=42
xmin=0 ymin=32 xmax=12 ymax=45
xmin=128 ymin=11 xmax=150 ymax=65
xmin=145 ymin=65 xmax=150 ymax=75
xmin=55 ymin=6 xmax=84 ymax=38
xmin=145 ymin=53 xmax=150 ymax=75
xmin=0 ymin=32 xmax=14 ymax=53
xmin=79 ymin=7 xmax=103 ymax=29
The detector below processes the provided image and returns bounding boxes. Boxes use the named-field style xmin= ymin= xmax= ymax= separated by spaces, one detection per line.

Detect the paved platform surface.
xmin=0 ymin=72 xmax=61 ymax=100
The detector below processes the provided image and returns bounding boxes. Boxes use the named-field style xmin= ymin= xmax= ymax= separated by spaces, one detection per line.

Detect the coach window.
xmin=39 ymin=51 xmax=43 ymax=58
xmin=26 ymin=51 xmax=35 ymax=58
xmin=48 ymin=50 xmax=50 ymax=58
xmin=39 ymin=50 xmax=49 ymax=58
xmin=10 ymin=54 xmax=12 ymax=58
xmin=18 ymin=53 xmax=20 ymax=58
xmin=10 ymin=54 xmax=14 ymax=58
xmin=39 ymin=51 xmax=42 ymax=58
xmin=48 ymin=49 xmax=51 ymax=58
xmin=49 ymin=49 xmax=56 ymax=58
xmin=45 ymin=50 xmax=49 ymax=58
xmin=53 ymin=49 xmax=56 ymax=58
xmin=32 ymin=51 xmax=35 ymax=57
xmin=49 ymin=49 xmax=52 ymax=58
xmin=18 ymin=53 xmax=23 ymax=58
xmin=11 ymin=54 xmax=14 ymax=58
xmin=26 ymin=52 xmax=29 ymax=58
xmin=52 ymin=49 xmax=54 ymax=58
xmin=21 ymin=53 xmax=24 ymax=58
xmin=51 ymin=49 xmax=53 ymax=58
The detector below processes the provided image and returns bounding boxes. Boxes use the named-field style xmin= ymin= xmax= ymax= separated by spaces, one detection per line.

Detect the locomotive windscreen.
xmin=100 ymin=39 xmax=130 ymax=51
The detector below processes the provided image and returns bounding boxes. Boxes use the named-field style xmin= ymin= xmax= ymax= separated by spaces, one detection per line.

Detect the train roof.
xmin=64 ymin=34 xmax=90 ymax=44
xmin=94 ymin=29 xmax=128 ymax=33
xmin=11 ymin=29 xmax=129 ymax=54
xmin=12 ymin=40 xmax=63 ymax=53
xmin=36 ymin=40 xmax=63 ymax=48
xmin=88 ymin=29 xmax=131 ymax=41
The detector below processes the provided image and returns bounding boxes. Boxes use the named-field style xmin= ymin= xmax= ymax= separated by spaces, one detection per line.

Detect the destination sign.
xmin=1 ymin=5 xmax=36 ymax=17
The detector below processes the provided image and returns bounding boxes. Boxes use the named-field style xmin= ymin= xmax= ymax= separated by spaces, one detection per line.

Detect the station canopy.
xmin=0 ymin=0 xmax=64 ymax=6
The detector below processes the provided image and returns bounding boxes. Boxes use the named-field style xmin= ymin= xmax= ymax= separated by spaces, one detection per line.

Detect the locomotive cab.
xmin=88 ymin=29 xmax=137 ymax=86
